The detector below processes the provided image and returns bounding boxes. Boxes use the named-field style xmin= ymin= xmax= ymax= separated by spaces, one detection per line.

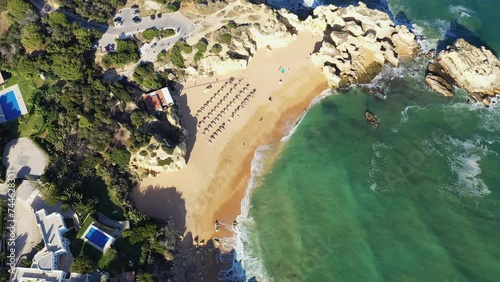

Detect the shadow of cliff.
xmin=436 ymin=20 xmax=497 ymax=56
xmin=132 ymin=185 xmax=187 ymax=235
xmin=171 ymin=233 xmax=250 ymax=282
xmin=132 ymin=184 xmax=251 ymax=281
xmin=169 ymin=81 xmax=197 ymax=164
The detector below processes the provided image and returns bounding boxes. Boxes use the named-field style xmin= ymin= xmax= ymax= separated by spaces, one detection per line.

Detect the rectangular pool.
xmin=0 ymin=90 xmax=22 ymax=121
xmin=85 ymin=227 xmax=110 ymax=249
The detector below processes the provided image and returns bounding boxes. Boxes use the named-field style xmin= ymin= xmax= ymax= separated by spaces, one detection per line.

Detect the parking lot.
xmin=98 ymin=8 xmax=199 ymax=66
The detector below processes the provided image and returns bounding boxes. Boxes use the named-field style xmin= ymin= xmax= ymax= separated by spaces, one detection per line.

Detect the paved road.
xmin=28 ymin=0 xmax=108 ymax=31
xmin=99 ymin=8 xmax=198 ymax=55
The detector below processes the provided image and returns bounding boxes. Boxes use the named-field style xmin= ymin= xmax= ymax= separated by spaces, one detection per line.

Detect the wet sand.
xmin=132 ymin=32 xmax=328 ymax=242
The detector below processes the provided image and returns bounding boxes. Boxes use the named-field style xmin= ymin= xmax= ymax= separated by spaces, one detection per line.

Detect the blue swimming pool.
xmin=0 ymin=90 xmax=22 ymax=121
xmin=85 ymin=227 xmax=110 ymax=249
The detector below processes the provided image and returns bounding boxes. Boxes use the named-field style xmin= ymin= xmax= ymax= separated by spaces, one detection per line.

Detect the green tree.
xmin=219 ymin=33 xmax=232 ymax=45
xmin=51 ymin=54 xmax=84 ymax=80
xmin=194 ymin=51 xmax=203 ymax=62
xmin=136 ymin=272 xmax=155 ymax=282
xmin=21 ymin=23 xmax=44 ymax=49
xmin=71 ymin=255 xmax=94 ymax=274
xmin=133 ymin=62 xmax=164 ymax=89
xmin=48 ymin=11 xmax=69 ymax=27
xmin=211 ymin=43 xmax=223 ymax=54
xmin=7 ymin=0 xmax=32 ymax=23
xmin=130 ymin=111 xmax=149 ymax=129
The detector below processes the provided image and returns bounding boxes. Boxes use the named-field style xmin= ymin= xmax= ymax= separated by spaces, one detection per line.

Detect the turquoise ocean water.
xmin=229 ymin=0 xmax=500 ymax=281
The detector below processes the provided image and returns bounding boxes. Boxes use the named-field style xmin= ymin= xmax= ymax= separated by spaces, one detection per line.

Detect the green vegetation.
xmin=0 ymin=2 xmax=183 ymax=279
xmin=58 ymin=0 xmax=126 ymax=23
xmin=6 ymin=0 xmax=33 ymax=23
xmin=133 ymin=62 xmax=165 ymax=90
xmin=194 ymin=39 xmax=208 ymax=53
xmin=226 ymin=20 xmax=237 ymax=29
xmin=142 ymin=28 xmax=176 ymax=41
xmin=175 ymin=40 xmax=192 ymax=53
xmin=102 ymin=39 xmax=140 ymax=68
xmin=139 ymin=150 xmax=148 ymax=156
xmin=20 ymin=23 xmax=44 ymax=49
xmin=77 ymin=216 xmax=94 ymax=238
xmin=158 ymin=45 xmax=185 ymax=68
xmin=194 ymin=51 xmax=204 ymax=62
xmin=211 ymin=43 xmax=223 ymax=54
xmin=220 ymin=33 xmax=232 ymax=45
xmin=157 ymin=157 xmax=173 ymax=166
xmin=88 ymin=177 xmax=125 ymax=220
xmin=71 ymin=255 xmax=94 ymax=274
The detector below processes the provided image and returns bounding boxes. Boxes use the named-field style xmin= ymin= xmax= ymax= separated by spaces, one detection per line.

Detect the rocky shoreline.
xmin=425 ymin=38 xmax=500 ymax=106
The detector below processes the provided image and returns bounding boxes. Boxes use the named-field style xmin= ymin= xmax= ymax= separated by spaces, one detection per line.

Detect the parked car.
xmin=113 ymin=17 xmax=122 ymax=22
xmin=133 ymin=16 xmax=141 ymax=24
xmin=150 ymin=15 xmax=156 ymax=20
xmin=157 ymin=13 xmax=162 ymax=18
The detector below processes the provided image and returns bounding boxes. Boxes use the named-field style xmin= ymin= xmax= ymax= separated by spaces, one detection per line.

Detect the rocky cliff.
xmin=278 ymin=3 xmax=419 ymax=88
xmin=425 ymin=38 xmax=500 ymax=104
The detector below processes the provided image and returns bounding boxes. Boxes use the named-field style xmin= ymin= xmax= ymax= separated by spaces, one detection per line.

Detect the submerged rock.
xmin=425 ymin=38 xmax=500 ymax=99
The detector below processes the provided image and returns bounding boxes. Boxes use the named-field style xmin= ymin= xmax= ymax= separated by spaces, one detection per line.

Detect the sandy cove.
xmin=132 ymin=31 xmax=327 ymax=242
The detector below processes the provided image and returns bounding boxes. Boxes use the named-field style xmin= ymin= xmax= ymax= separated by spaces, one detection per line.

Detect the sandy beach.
xmin=132 ymin=31 xmax=327 ymax=242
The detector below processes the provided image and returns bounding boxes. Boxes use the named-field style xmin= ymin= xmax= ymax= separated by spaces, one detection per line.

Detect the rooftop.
xmin=142 ymin=87 xmax=174 ymax=113
xmin=2 ymin=137 xmax=49 ymax=179
xmin=35 ymin=209 xmax=69 ymax=255
xmin=11 ymin=268 xmax=87 ymax=282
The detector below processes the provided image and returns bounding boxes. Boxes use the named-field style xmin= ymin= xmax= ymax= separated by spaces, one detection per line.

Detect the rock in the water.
xmin=427 ymin=38 xmax=500 ymax=99
xmin=279 ymin=3 xmax=419 ymax=88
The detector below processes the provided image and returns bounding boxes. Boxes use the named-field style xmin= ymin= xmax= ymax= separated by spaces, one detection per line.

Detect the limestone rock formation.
xmin=279 ymin=3 xmax=419 ymax=88
xmin=130 ymin=139 xmax=187 ymax=177
xmin=425 ymin=62 xmax=453 ymax=97
xmin=425 ymin=38 xmax=500 ymax=100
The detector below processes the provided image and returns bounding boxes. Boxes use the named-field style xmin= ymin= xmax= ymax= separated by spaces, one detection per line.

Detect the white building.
xmin=11 ymin=268 xmax=87 ymax=282
xmin=11 ymin=209 xmax=87 ymax=282
xmin=32 ymin=209 xmax=71 ymax=271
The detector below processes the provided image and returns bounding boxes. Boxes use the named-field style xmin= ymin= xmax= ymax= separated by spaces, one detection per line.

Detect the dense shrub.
xmin=211 ymin=43 xmax=223 ymax=54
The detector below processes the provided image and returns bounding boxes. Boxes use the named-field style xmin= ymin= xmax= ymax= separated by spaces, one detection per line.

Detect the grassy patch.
xmin=76 ymin=215 xmax=94 ymax=238
xmin=114 ymin=237 xmax=142 ymax=263
xmin=142 ymin=28 xmax=176 ymax=41
xmin=157 ymin=157 xmax=173 ymax=166
xmin=88 ymin=177 xmax=126 ymax=221
xmin=2 ymin=75 xmax=45 ymax=139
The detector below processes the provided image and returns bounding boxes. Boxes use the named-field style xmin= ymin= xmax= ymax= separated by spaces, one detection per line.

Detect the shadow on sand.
xmin=134 ymin=184 xmax=253 ymax=281
xmin=170 ymin=81 xmax=198 ymax=163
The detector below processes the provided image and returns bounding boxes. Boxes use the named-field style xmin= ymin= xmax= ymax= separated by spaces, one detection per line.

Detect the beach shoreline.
xmin=132 ymin=31 xmax=327 ymax=244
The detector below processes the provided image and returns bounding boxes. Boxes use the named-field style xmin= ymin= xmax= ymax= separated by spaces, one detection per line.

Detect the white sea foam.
xmin=410 ymin=19 xmax=449 ymax=53
xmin=444 ymin=136 xmax=491 ymax=196
xmin=400 ymin=105 xmax=425 ymax=123
xmin=217 ymin=144 xmax=274 ymax=281
xmin=448 ymin=5 xmax=474 ymax=19
xmin=222 ymin=87 xmax=333 ymax=281
xmin=281 ymin=89 xmax=333 ymax=142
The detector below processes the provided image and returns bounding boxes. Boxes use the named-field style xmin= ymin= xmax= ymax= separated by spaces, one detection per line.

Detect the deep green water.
xmin=241 ymin=0 xmax=500 ymax=278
